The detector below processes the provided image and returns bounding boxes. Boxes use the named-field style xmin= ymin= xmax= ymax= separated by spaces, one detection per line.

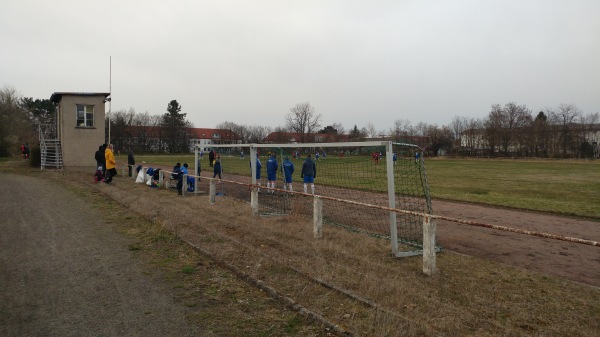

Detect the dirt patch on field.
xmin=432 ymin=200 xmax=600 ymax=287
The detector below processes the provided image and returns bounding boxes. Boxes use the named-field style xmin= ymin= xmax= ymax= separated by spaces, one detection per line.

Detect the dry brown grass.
xmin=44 ymin=169 xmax=600 ymax=336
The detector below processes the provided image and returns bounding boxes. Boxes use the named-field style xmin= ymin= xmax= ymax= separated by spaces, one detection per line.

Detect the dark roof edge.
xmin=50 ymin=92 xmax=111 ymax=103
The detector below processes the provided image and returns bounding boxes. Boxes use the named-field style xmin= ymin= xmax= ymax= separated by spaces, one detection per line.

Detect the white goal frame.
xmin=194 ymin=141 xmax=438 ymax=266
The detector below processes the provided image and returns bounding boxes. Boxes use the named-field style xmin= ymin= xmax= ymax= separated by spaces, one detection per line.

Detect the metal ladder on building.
xmin=39 ymin=124 xmax=63 ymax=170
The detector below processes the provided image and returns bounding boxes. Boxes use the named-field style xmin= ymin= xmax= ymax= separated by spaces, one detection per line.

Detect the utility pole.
xmin=108 ymin=56 xmax=112 ymax=144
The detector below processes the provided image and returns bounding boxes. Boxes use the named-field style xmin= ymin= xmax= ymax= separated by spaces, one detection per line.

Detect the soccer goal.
xmin=194 ymin=141 xmax=440 ymax=258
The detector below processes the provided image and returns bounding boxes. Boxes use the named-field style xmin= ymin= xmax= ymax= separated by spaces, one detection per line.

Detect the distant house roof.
xmin=50 ymin=92 xmax=111 ymax=103
xmin=189 ymin=128 xmax=239 ymax=140
xmin=264 ymin=132 xmax=350 ymax=143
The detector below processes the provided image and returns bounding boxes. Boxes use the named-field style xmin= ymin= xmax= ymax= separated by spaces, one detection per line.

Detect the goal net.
xmin=195 ymin=141 xmax=439 ymax=256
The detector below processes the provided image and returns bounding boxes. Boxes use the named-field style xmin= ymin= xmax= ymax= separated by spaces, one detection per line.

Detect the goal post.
xmin=195 ymin=141 xmax=440 ymax=257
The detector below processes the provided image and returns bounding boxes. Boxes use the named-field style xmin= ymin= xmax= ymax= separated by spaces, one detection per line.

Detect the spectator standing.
xmin=301 ymin=154 xmax=316 ymax=194
xmin=213 ymin=158 xmax=222 ymax=180
xmin=94 ymin=145 xmax=104 ymax=173
xmin=127 ymin=149 xmax=135 ymax=177
xmin=171 ymin=162 xmax=181 ymax=179
xmin=208 ymin=150 xmax=215 ymax=167
xmin=266 ymin=153 xmax=278 ymax=194
xmin=104 ymin=144 xmax=117 ymax=184
xmin=282 ymin=156 xmax=295 ymax=192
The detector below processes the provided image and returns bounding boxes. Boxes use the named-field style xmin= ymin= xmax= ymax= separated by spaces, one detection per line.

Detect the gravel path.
xmin=0 ymin=173 xmax=203 ymax=337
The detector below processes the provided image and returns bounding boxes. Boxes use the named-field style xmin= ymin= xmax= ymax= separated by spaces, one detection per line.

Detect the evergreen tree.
xmin=161 ymin=100 xmax=190 ymax=153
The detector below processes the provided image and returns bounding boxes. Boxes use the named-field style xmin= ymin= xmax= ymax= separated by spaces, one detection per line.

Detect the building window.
xmin=76 ymin=104 xmax=94 ymax=127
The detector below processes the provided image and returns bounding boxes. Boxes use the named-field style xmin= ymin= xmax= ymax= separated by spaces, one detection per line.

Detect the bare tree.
xmin=388 ymin=119 xmax=413 ymax=141
xmin=285 ymin=102 xmax=321 ymax=143
xmin=331 ymin=122 xmax=346 ymax=135
xmin=461 ymin=118 xmax=484 ymax=156
xmin=449 ymin=116 xmax=469 ymax=140
xmin=501 ymin=102 xmax=531 ymax=155
xmin=483 ymin=103 xmax=531 ymax=156
xmin=247 ymin=125 xmax=272 ymax=143
xmin=549 ymin=104 xmax=581 ymax=157
xmin=366 ymin=122 xmax=378 ymax=138
xmin=575 ymin=112 xmax=599 ymax=158
xmin=425 ymin=125 xmax=454 ymax=156
xmin=216 ymin=121 xmax=248 ymax=143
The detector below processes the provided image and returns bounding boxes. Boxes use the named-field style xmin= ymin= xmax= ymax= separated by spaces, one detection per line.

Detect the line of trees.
xmin=0 ymin=86 xmax=55 ymax=157
xmin=452 ymin=103 xmax=599 ymax=158
xmin=1 ymin=84 xmax=598 ymax=159
xmin=107 ymin=100 xmax=193 ymax=153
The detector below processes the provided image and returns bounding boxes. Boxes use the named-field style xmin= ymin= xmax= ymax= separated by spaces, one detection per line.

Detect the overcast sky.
xmin=1 ymin=0 xmax=599 ymax=132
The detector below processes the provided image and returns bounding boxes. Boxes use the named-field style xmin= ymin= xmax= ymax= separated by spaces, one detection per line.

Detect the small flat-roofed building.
xmin=47 ymin=92 xmax=110 ymax=169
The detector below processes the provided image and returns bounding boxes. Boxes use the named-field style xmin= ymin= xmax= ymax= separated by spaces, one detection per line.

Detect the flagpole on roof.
xmin=108 ymin=56 xmax=112 ymax=145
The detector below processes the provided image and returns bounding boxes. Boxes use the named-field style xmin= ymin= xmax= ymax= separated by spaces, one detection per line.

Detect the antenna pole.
xmin=108 ymin=56 xmax=112 ymax=145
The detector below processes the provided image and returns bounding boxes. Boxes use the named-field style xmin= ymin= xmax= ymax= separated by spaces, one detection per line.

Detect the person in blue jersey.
xmin=301 ymin=154 xmax=316 ymax=194
xmin=266 ymin=153 xmax=279 ymax=194
xmin=250 ymin=156 xmax=262 ymax=192
xmin=282 ymin=156 xmax=295 ymax=192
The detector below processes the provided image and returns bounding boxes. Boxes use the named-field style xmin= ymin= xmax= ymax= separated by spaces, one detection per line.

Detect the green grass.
xmin=426 ymin=158 xmax=600 ymax=218
xmin=129 ymin=153 xmax=600 ymax=219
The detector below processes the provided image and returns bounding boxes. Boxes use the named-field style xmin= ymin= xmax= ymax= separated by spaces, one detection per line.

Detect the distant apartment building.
xmin=188 ymin=128 xmax=240 ymax=152
xmin=263 ymin=132 xmax=350 ymax=144
xmin=460 ymin=124 xmax=600 ymax=158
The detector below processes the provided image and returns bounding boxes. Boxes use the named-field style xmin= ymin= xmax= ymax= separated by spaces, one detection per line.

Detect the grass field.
xmin=128 ymin=154 xmax=600 ymax=219
xmin=52 ymin=166 xmax=600 ymax=335
xmin=3 ymin=157 xmax=599 ymax=335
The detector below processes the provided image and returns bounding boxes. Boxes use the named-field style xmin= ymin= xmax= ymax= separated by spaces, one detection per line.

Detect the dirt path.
xmin=0 ymin=173 xmax=204 ymax=336
xmin=433 ymin=199 xmax=600 ymax=286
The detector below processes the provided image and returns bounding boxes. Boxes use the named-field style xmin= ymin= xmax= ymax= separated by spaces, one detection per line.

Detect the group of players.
xmin=254 ymin=152 xmax=317 ymax=195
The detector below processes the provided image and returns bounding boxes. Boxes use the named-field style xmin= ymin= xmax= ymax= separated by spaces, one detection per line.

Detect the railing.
xmin=39 ymin=124 xmax=63 ymax=169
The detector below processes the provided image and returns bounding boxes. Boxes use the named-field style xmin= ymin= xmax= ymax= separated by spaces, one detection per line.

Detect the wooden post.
xmin=159 ymin=169 xmax=164 ymax=188
xmin=182 ymin=174 xmax=187 ymax=196
xmin=423 ymin=215 xmax=437 ymax=276
xmin=251 ymin=188 xmax=258 ymax=214
xmin=209 ymin=178 xmax=216 ymax=204
xmin=313 ymin=195 xmax=323 ymax=239
xmin=250 ymin=146 xmax=258 ymax=215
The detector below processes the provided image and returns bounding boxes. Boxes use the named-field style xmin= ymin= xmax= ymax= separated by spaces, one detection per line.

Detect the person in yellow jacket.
xmin=104 ymin=144 xmax=117 ymax=184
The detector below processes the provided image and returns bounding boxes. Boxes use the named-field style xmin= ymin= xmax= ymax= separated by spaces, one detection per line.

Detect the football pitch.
xmin=130 ymin=154 xmax=600 ymax=219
